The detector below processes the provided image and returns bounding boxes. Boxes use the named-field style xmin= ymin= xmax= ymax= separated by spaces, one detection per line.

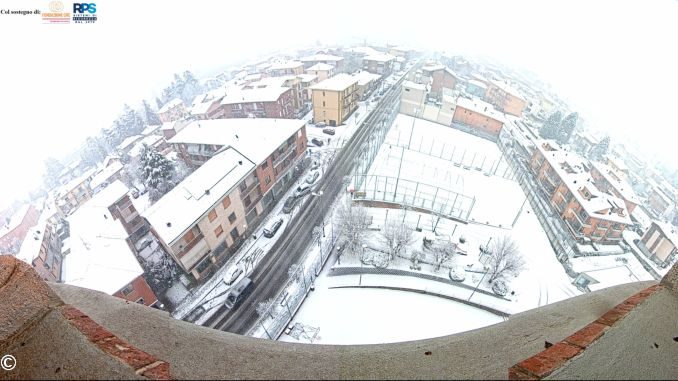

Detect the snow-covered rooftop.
xmin=590 ymin=161 xmax=640 ymax=205
xmin=117 ymin=135 xmax=144 ymax=151
xmin=353 ymin=71 xmax=381 ymax=86
xmin=128 ymin=135 xmax=165 ymax=159
xmin=269 ymin=61 xmax=303 ymax=71
xmin=299 ymin=54 xmax=343 ymax=62
xmin=363 ymin=53 xmax=396 ymax=63
xmin=168 ymin=118 xmax=306 ymax=165
xmin=347 ymin=46 xmax=381 ymax=56
xmin=297 ymin=73 xmax=318 ymax=83
xmin=402 ymin=80 xmax=427 ymax=91
xmin=307 ymin=63 xmax=335 ymax=71
xmin=58 ymin=168 xmax=97 ymax=195
xmin=455 ymin=97 xmax=504 ymax=122
xmin=422 ymin=64 xmax=446 ymax=73
xmin=16 ymin=221 xmax=47 ymax=264
xmin=489 ymin=79 xmax=526 ymax=101
xmin=311 ymin=73 xmax=358 ymax=92
xmin=1 ymin=204 xmax=30 ymax=234
xmin=652 ymin=220 xmax=678 ymax=247
xmin=143 ymin=148 xmax=255 ymax=245
xmin=158 ymin=98 xmax=184 ymax=114
xmin=141 ymin=124 xmax=161 ymax=136
xmin=88 ymin=180 xmax=129 ymax=208
xmin=536 ymin=141 xmax=632 ymax=224
xmin=62 ymin=181 xmax=142 ymax=295
xmin=220 ymin=86 xmax=290 ymax=105
xmin=90 ymin=161 xmax=124 ymax=190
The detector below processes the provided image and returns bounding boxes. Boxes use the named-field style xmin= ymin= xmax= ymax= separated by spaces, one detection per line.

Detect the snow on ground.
xmin=131 ymin=192 xmax=152 ymax=213
xmin=569 ymin=251 xmax=655 ymax=291
xmin=279 ymin=276 xmax=503 ymax=345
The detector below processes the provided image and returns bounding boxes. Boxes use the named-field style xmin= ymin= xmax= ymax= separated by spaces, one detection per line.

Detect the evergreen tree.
xmin=119 ymin=104 xmax=145 ymax=137
xmin=590 ymin=136 xmax=610 ymax=160
xmin=541 ymin=111 xmax=562 ymax=140
xmin=43 ymin=157 xmax=65 ymax=189
xmin=138 ymin=144 xmax=177 ymax=202
xmin=142 ymin=100 xmax=162 ymax=126
xmin=557 ymin=112 xmax=578 ymax=144
xmin=80 ymin=136 xmax=108 ymax=167
xmin=155 ymin=97 xmax=164 ymax=110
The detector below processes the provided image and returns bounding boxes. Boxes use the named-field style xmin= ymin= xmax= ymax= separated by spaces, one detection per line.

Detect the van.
xmin=224 ymin=277 xmax=254 ymax=309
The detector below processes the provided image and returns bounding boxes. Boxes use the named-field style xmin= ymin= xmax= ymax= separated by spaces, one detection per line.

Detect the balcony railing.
xmin=239 ymin=177 xmax=261 ymax=200
xmin=539 ymin=178 xmax=556 ymax=195
xmin=564 ymin=218 xmax=585 ymax=239
xmin=244 ymin=192 xmax=263 ymax=212
xmin=178 ymin=233 xmax=205 ymax=259
xmin=572 ymin=210 xmax=591 ymax=227
xmin=272 ymin=146 xmax=296 ymax=168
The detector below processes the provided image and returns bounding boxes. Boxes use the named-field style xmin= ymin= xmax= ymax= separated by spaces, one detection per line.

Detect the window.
xmin=230 ymin=227 xmax=239 ymax=241
xmin=208 ymin=209 xmax=217 ymax=222
xmin=136 ymin=298 xmax=145 ymax=305
xmin=196 ymin=258 xmax=211 ymax=273
xmin=239 ymin=180 xmax=247 ymax=192
xmin=265 ymin=176 xmax=271 ymax=184
xmin=183 ymin=229 xmax=195 ymax=243
xmin=322 ymin=91 xmax=325 ymax=96
xmin=260 ymin=161 xmax=268 ymax=170
xmin=214 ymin=225 xmax=223 ymax=238
xmin=322 ymin=101 xmax=326 ymax=107
xmin=228 ymin=212 xmax=237 ymax=223
xmin=120 ymin=283 xmax=134 ymax=296
xmin=222 ymin=196 xmax=231 ymax=209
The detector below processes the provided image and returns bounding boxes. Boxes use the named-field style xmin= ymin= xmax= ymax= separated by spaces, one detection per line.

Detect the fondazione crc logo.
xmin=41 ymin=2 xmax=97 ymax=24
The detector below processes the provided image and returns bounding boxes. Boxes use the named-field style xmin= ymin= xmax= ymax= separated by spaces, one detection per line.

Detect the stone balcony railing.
xmin=1 ymin=255 xmax=676 ymax=380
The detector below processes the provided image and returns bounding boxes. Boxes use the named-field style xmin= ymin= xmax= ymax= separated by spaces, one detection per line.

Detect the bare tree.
xmin=256 ymin=297 xmax=277 ymax=320
xmin=380 ymin=215 xmax=415 ymax=261
xmin=486 ymin=236 xmax=525 ymax=283
xmin=334 ymin=197 xmax=371 ymax=256
xmin=431 ymin=239 xmax=456 ymax=271
xmin=409 ymin=250 xmax=423 ymax=270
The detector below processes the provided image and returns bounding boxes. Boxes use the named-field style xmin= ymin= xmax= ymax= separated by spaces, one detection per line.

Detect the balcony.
xmin=4 ymin=254 xmax=675 ymax=380
xmin=177 ymin=233 xmax=205 ymax=259
xmin=272 ymin=146 xmax=296 ymax=168
xmin=239 ymin=177 xmax=261 ymax=200
xmin=539 ymin=178 xmax=556 ymax=195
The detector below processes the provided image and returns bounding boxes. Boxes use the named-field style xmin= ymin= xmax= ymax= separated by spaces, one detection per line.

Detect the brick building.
xmin=362 ymin=54 xmax=396 ymax=76
xmin=421 ymin=64 xmax=460 ymax=100
xmin=530 ymin=141 xmax=632 ymax=243
xmin=590 ymin=161 xmax=640 ymax=214
xmin=0 ymin=204 xmax=40 ymax=254
xmin=485 ymin=79 xmax=527 ymax=117
xmin=638 ymin=221 xmax=677 ymax=267
xmin=306 ymin=63 xmax=335 ymax=82
xmin=267 ymin=61 xmax=305 ymax=77
xmin=157 ymin=98 xmax=187 ymax=123
xmin=452 ymin=97 xmax=505 ymax=137
xmin=300 ymin=53 xmax=344 ymax=72
xmin=16 ymin=220 xmax=63 ymax=282
xmin=218 ymin=86 xmax=295 ymax=119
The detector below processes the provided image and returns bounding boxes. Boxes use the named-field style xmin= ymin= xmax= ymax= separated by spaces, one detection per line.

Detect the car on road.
xmin=306 ymin=170 xmax=320 ymax=184
xmin=282 ymin=196 xmax=297 ymax=214
xmin=224 ymin=277 xmax=254 ymax=309
xmin=223 ymin=267 xmax=244 ymax=286
xmin=263 ymin=218 xmax=284 ymax=238
xmin=311 ymin=137 xmax=324 ymax=147
xmin=322 ymin=128 xmax=335 ymax=136
xmin=315 ymin=122 xmax=326 ymax=128
xmin=294 ymin=183 xmax=312 ymax=198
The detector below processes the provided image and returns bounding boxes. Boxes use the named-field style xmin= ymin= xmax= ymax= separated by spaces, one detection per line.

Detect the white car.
xmin=223 ymin=267 xmax=244 ymax=286
xmin=305 ymin=171 xmax=320 ymax=184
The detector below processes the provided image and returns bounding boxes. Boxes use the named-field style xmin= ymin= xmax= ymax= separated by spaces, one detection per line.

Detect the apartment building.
xmin=243 ymin=76 xmax=307 ymax=118
xmin=452 ymin=97 xmax=505 ymax=137
xmin=590 ymin=161 xmax=640 ymax=214
xmin=399 ymin=80 xmax=427 ymax=116
xmin=297 ymin=73 xmax=318 ymax=104
xmin=90 ymin=161 xmax=125 ymax=194
xmin=362 ymin=54 xmax=396 ymax=76
xmin=421 ymin=64 xmax=460 ymax=100
xmin=465 ymin=79 xmax=488 ymax=98
xmin=485 ymin=79 xmax=527 ymax=117
xmin=218 ymin=86 xmax=295 ymax=119
xmin=639 ymin=221 xmax=677 ymax=267
xmin=0 ymin=204 xmax=40 ymax=254
xmin=156 ymin=118 xmax=308 ymax=279
xmin=647 ymin=184 xmax=675 ymax=219
xmin=157 ymin=98 xmax=188 ymax=123
xmin=353 ymin=71 xmax=382 ymax=100
xmin=299 ymin=53 xmax=344 ymax=72
xmin=530 ymin=141 xmax=632 ymax=243
xmin=311 ymin=73 xmax=359 ymax=126
xmin=306 ymin=63 xmax=335 ymax=82
xmin=267 ymin=61 xmax=305 ymax=77
xmin=54 ymin=168 xmax=97 ymax=217
xmin=61 ymin=182 xmax=158 ymax=307
xmin=16 ymin=219 xmax=62 ymax=282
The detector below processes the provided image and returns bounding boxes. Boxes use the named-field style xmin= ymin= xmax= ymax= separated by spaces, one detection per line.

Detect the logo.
xmin=48 ymin=1 xmax=63 ymax=12
xmin=72 ymin=3 xmax=97 ymax=23
xmin=1 ymin=355 xmax=16 ymax=371
xmin=42 ymin=1 xmax=69 ymax=24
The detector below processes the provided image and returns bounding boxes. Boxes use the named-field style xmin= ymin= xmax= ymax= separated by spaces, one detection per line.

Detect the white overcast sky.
xmin=1 ymin=0 xmax=677 ymax=205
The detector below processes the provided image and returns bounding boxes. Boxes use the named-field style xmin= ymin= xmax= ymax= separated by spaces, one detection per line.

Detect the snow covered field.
xmin=279 ymin=275 xmax=503 ymax=345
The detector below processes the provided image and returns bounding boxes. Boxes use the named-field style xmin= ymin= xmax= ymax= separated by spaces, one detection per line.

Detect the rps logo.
xmin=73 ymin=3 xmax=96 ymax=13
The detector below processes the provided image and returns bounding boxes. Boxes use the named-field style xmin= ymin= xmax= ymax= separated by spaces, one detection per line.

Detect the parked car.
xmin=263 ymin=218 xmax=284 ymax=238
xmin=306 ymin=171 xmax=320 ymax=184
xmin=315 ymin=122 xmax=326 ymax=128
xmin=322 ymin=128 xmax=336 ymax=136
xmin=136 ymin=238 xmax=153 ymax=252
xmin=295 ymin=183 xmax=312 ymax=198
xmin=282 ymin=196 xmax=297 ymax=214
xmin=223 ymin=267 xmax=244 ymax=286
xmin=311 ymin=138 xmax=324 ymax=147
xmin=131 ymin=187 xmax=140 ymax=199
